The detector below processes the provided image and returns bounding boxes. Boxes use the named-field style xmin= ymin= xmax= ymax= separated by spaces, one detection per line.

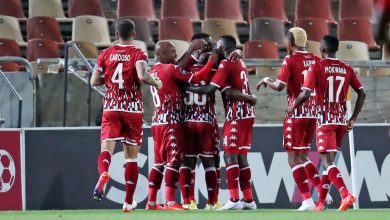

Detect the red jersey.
xmin=150 ymin=62 xmax=214 ymax=125
xmin=277 ymin=51 xmax=320 ymax=118
xmin=95 ymin=44 xmax=148 ymax=112
xmin=303 ymin=58 xmax=363 ymax=125
xmin=183 ymin=65 xmax=217 ymax=124
xmin=211 ymin=59 xmax=255 ymax=121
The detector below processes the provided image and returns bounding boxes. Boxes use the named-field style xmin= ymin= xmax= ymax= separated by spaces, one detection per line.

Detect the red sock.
xmin=179 ymin=166 xmax=192 ymax=204
xmin=303 ymin=160 xmax=322 ymax=193
xmin=215 ymin=167 xmax=221 ymax=203
xmin=327 ymin=165 xmax=349 ymax=199
xmin=318 ymin=171 xmax=331 ymax=203
xmin=292 ymin=163 xmax=311 ymax=200
xmin=189 ymin=169 xmax=196 ymax=201
xmin=205 ymin=167 xmax=217 ymax=205
xmin=165 ymin=167 xmax=179 ymax=203
xmin=124 ymin=160 xmax=138 ymax=204
xmin=97 ymin=150 xmax=111 ymax=175
xmin=239 ymin=166 xmax=253 ymax=202
xmin=148 ymin=167 xmax=164 ymax=203
xmin=226 ymin=163 xmax=240 ymax=202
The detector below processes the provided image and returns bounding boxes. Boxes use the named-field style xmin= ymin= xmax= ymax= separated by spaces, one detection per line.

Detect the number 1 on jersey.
xmin=111 ymin=63 xmax=124 ymax=89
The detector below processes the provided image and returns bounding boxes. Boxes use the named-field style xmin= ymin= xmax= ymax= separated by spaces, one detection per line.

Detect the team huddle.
xmin=90 ymin=19 xmax=366 ymax=212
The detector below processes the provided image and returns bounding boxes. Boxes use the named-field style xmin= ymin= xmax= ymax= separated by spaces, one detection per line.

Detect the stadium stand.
xmin=29 ymin=0 xmax=66 ymax=18
xmin=132 ymin=40 xmax=148 ymax=53
xmin=160 ymin=39 xmax=189 ymax=58
xmin=295 ymin=0 xmax=335 ymax=24
xmin=0 ymin=0 xmax=25 ymax=18
xmin=338 ymin=18 xmax=379 ymax=49
xmin=337 ymin=41 xmax=370 ymax=60
xmin=250 ymin=17 xmax=286 ymax=47
xmin=243 ymin=40 xmax=279 ymax=59
xmin=71 ymin=15 xmax=111 ymax=47
xmin=202 ymin=18 xmax=241 ymax=46
xmin=159 ymin=17 xmax=194 ymax=41
xmin=204 ymin=0 xmax=245 ymax=23
xmin=68 ymin=0 xmax=104 ymax=17
xmin=339 ymin=0 xmax=374 ymax=21
xmin=0 ymin=15 xmax=25 ymax=45
xmin=306 ymin=40 xmax=321 ymax=57
xmin=68 ymin=41 xmax=99 ymax=59
xmin=0 ymin=38 xmax=21 ymax=72
xmin=248 ymin=0 xmax=288 ymax=23
xmin=117 ymin=0 xmax=157 ymax=21
xmin=27 ymin=16 xmax=64 ymax=43
xmin=383 ymin=43 xmax=390 ymax=60
xmin=295 ymin=18 xmax=329 ymax=42
xmin=161 ymin=0 xmax=200 ymax=22
xmin=27 ymin=38 xmax=60 ymax=61
xmin=30 ymin=61 xmax=49 ymax=74
xmin=117 ymin=17 xmax=154 ymax=46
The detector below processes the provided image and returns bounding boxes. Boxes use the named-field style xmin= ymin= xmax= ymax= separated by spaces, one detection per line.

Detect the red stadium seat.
xmin=243 ymin=40 xmax=279 ymax=59
xmin=0 ymin=62 xmax=19 ymax=72
xmin=68 ymin=0 xmax=104 ymax=17
xmin=0 ymin=0 xmax=25 ymax=18
xmin=338 ymin=18 xmax=378 ymax=49
xmin=0 ymin=38 xmax=21 ymax=71
xmin=248 ymin=0 xmax=288 ymax=23
xmin=161 ymin=0 xmax=200 ymax=22
xmin=205 ymin=0 xmax=244 ymax=23
xmin=27 ymin=39 xmax=60 ymax=61
xmin=28 ymin=16 xmax=64 ymax=43
xmin=250 ymin=18 xmax=286 ymax=47
xmin=295 ymin=18 xmax=329 ymax=42
xmin=159 ymin=17 xmax=193 ymax=41
xmin=117 ymin=0 xmax=156 ymax=21
xmin=295 ymin=0 xmax=335 ymax=24
xmin=339 ymin=0 xmax=374 ymax=20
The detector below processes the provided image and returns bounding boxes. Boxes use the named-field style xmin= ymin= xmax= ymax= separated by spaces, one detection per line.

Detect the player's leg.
xmin=122 ymin=144 xmax=141 ymax=212
xmin=238 ymin=153 xmax=256 ymax=210
xmin=188 ymin=163 xmax=197 ymax=209
xmin=218 ymin=152 xmax=242 ymax=210
xmin=200 ymin=154 xmax=217 ymax=209
xmin=180 ymin=156 xmax=196 ymax=209
xmin=213 ymin=124 xmax=223 ymax=209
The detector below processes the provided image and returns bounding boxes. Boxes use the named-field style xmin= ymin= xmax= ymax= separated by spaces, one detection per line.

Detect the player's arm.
xmin=223 ymin=87 xmax=257 ymax=106
xmin=188 ymin=53 xmax=219 ymax=83
xmin=347 ymin=67 xmax=366 ymax=132
xmin=256 ymin=77 xmax=285 ymax=92
xmin=184 ymin=83 xmax=219 ymax=94
xmin=227 ymin=49 xmax=242 ymax=62
xmin=136 ymin=61 xmax=162 ymax=89
xmin=176 ymin=39 xmax=208 ymax=70
xmin=90 ymin=68 xmax=104 ymax=86
xmin=287 ymin=89 xmax=311 ymax=114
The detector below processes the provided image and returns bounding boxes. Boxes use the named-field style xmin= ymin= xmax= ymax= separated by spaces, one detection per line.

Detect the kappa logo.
xmin=230 ymin=143 xmax=237 ymax=147
xmin=231 ymin=121 xmax=238 ymax=125
xmin=103 ymin=159 xmax=110 ymax=164
xmin=169 ymin=135 xmax=176 ymax=140
xmin=286 ymin=127 xmax=292 ymax=131
xmin=319 ymin=139 xmax=324 ymax=143
xmin=149 ymin=182 xmax=155 ymax=186
xmin=168 ymin=129 xmax=175 ymax=133
xmin=318 ymin=131 xmax=323 ymax=136
xmin=286 ymin=142 xmax=292 ymax=146
xmin=303 ymin=179 xmax=309 ymax=184
xmin=318 ymin=146 xmax=325 ymax=151
xmin=229 ymin=135 xmax=237 ymax=140
xmin=286 ymin=134 xmax=292 ymax=139
xmin=171 ymin=143 xmax=177 ymax=147
xmin=126 ymin=180 xmax=134 ymax=185
xmin=171 ymin=150 xmax=177 ymax=155
xmin=313 ymin=174 xmax=320 ymax=178
xmin=208 ymin=188 xmax=214 ymax=191
xmin=234 ymin=177 xmax=239 ymax=181
xmin=323 ymin=184 xmax=330 ymax=189
xmin=230 ymin=128 xmax=238 ymax=133
xmin=287 ymin=119 xmax=292 ymax=124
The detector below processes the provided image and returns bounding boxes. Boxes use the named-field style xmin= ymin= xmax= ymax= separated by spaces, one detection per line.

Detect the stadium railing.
xmin=0 ymin=69 xmax=22 ymax=128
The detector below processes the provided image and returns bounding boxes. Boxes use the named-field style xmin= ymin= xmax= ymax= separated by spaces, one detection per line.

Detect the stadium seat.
xmin=117 ymin=0 xmax=156 ymax=21
xmin=0 ymin=15 xmax=25 ymax=45
xmin=161 ymin=0 xmax=200 ymax=22
xmin=160 ymin=39 xmax=189 ymax=58
xmin=338 ymin=18 xmax=378 ymax=49
xmin=132 ymin=40 xmax=148 ymax=53
xmin=117 ymin=17 xmax=154 ymax=46
xmin=295 ymin=18 xmax=329 ymax=42
xmin=68 ymin=41 xmax=99 ymax=59
xmin=0 ymin=0 xmax=25 ymax=18
xmin=339 ymin=0 xmax=374 ymax=20
xmin=0 ymin=38 xmax=21 ymax=72
xmin=68 ymin=0 xmax=104 ymax=17
xmin=72 ymin=16 xmax=111 ymax=47
xmin=306 ymin=40 xmax=321 ymax=57
xmin=336 ymin=41 xmax=369 ymax=60
xmin=29 ymin=0 xmax=66 ymax=18
xmin=243 ymin=40 xmax=279 ymax=59
xmin=30 ymin=61 xmax=49 ymax=74
xmin=248 ymin=0 xmax=288 ymax=23
xmin=295 ymin=0 xmax=335 ymax=24
xmin=202 ymin=18 xmax=241 ymax=46
xmin=204 ymin=0 xmax=244 ymax=23
xmin=0 ymin=62 xmax=19 ymax=72
xmin=159 ymin=17 xmax=193 ymax=42
xmin=250 ymin=18 xmax=286 ymax=47
xmin=27 ymin=39 xmax=60 ymax=61
xmin=27 ymin=16 xmax=64 ymax=43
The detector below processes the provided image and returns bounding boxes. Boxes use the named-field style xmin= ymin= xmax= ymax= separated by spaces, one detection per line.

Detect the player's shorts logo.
xmin=0 ymin=149 xmax=16 ymax=193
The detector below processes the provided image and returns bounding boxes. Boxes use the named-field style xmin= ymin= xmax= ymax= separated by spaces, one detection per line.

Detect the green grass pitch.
xmin=1 ymin=209 xmax=390 ymax=220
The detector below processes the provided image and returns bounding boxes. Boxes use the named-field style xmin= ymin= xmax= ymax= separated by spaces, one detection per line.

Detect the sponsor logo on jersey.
xmin=229 ymin=135 xmax=237 ymax=140
xmin=230 ymin=128 xmax=237 ymax=133
xmin=319 ymin=139 xmax=324 ymax=143
xmin=171 ymin=143 xmax=177 ymax=147
xmin=286 ymin=134 xmax=292 ymax=139
xmin=231 ymin=121 xmax=238 ymax=125
xmin=168 ymin=129 xmax=175 ymax=133
xmin=318 ymin=146 xmax=325 ymax=151
xmin=103 ymin=159 xmax=110 ymax=164
xmin=286 ymin=142 xmax=292 ymax=146
xmin=169 ymin=135 xmax=176 ymax=140
xmin=230 ymin=143 xmax=237 ymax=147
xmin=287 ymin=119 xmax=292 ymax=124
xmin=318 ymin=131 xmax=323 ymax=136
xmin=286 ymin=127 xmax=292 ymax=131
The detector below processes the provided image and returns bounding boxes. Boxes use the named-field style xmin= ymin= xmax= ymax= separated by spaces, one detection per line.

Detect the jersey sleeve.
xmin=134 ymin=50 xmax=149 ymax=65
xmin=349 ymin=66 xmax=363 ymax=91
xmin=170 ymin=65 xmax=193 ymax=83
xmin=302 ymin=63 xmax=318 ymax=91
xmin=210 ymin=60 xmax=229 ymax=88
xmin=276 ymin=56 xmax=291 ymax=85
xmin=94 ymin=49 xmax=107 ymax=73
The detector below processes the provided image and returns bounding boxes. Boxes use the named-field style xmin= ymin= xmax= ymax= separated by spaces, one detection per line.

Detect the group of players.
xmin=90 ymin=19 xmax=366 ymax=212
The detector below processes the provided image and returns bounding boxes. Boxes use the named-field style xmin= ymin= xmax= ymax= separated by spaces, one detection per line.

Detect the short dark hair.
xmin=191 ymin=33 xmax=211 ymax=41
xmin=322 ymin=35 xmax=339 ymax=53
xmin=219 ymin=35 xmax=236 ymax=50
xmin=116 ymin=19 xmax=135 ymax=40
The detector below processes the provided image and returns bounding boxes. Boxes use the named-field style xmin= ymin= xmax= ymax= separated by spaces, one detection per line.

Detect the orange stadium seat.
xmin=339 ymin=0 xmax=374 ymax=20
xmin=68 ymin=0 xmax=104 ymax=17
xmin=0 ymin=38 xmax=21 ymax=72
xmin=295 ymin=18 xmax=329 ymax=42
xmin=28 ymin=16 xmax=64 ymax=43
xmin=295 ymin=0 xmax=335 ymax=24
xmin=29 ymin=0 xmax=66 ymax=18
xmin=0 ymin=15 xmax=25 ymax=45
xmin=250 ymin=18 xmax=286 ymax=47
xmin=118 ymin=17 xmax=154 ymax=46
xmin=117 ymin=0 xmax=156 ymax=21
xmin=72 ymin=16 xmax=111 ymax=47
xmin=27 ymin=39 xmax=60 ymax=61
xmin=161 ymin=0 xmax=200 ymax=22
xmin=159 ymin=17 xmax=193 ymax=41
xmin=0 ymin=0 xmax=25 ymax=18
xmin=68 ymin=41 xmax=99 ymax=59
xmin=243 ymin=40 xmax=279 ymax=59
xmin=248 ymin=0 xmax=288 ymax=23
xmin=202 ymin=18 xmax=241 ymax=46
xmin=338 ymin=18 xmax=378 ymax=49
xmin=204 ymin=0 xmax=244 ymax=23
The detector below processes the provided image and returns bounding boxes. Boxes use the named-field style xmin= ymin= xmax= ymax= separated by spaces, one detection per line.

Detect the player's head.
xmin=154 ymin=41 xmax=177 ymax=64
xmin=215 ymin=35 xmax=236 ymax=58
xmin=191 ymin=33 xmax=213 ymax=57
xmin=286 ymin=27 xmax=307 ymax=53
xmin=116 ymin=19 xmax=136 ymax=41
xmin=197 ymin=52 xmax=211 ymax=65
xmin=320 ymin=35 xmax=339 ymax=58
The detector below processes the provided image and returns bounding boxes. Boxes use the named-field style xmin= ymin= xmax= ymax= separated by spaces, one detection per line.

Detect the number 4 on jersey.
xmin=111 ymin=63 xmax=125 ymax=89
